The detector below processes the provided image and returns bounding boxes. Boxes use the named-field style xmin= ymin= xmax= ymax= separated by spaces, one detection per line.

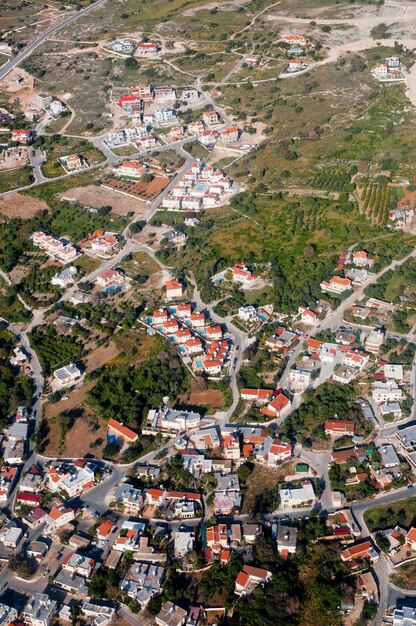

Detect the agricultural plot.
xmin=358 ymin=182 xmax=391 ymax=225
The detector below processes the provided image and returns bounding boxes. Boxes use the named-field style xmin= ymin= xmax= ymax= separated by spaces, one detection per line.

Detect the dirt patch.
xmin=1 ymin=68 xmax=37 ymax=110
xmin=242 ymin=462 xmax=295 ymax=514
xmin=57 ymin=184 xmax=149 ymax=216
xmin=44 ymin=379 xmax=96 ymax=420
xmin=189 ymin=390 xmax=224 ymax=408
xmin=85 ymin=341 xmax=119 ymax=373
xmin=389 ymin=183 xmax=416 ymax=210
xmin=102 ymin=176 xmax=170 ymax=201
xmin=0 ymin=192 xmax=48 ymax=218
xmin=43 ymin=405 xmax=107 ymax=458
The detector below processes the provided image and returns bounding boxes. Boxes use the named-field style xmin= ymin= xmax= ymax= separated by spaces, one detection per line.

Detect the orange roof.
xmin=48 ymin=506 xmax=71 ymax=521
xmin=235 ymin=571 xmax=249 ymax=587
xmin=220 ymin=549 xmax=231 ymax=562
xmin=341 ymin=541 xmax=372 ymax=560
xmin=307 ymin=338 xmax=322 ymax=351
xmin=166 ymin=279 xmax=183 ymax=291
xmin=97 ymin=520 xmax=113 ymax=537
xmin=108 ymin=418 xmax=138 ymax=442
xmin=330 ymin=276 xmax=351 ymax=286
xmin=147 ymin=488 xmax=164 ymax=499
xmin=325 ymin=420 xmax=355 ymax=434
xmin=407 ymin=527 xmax=416 ymax=543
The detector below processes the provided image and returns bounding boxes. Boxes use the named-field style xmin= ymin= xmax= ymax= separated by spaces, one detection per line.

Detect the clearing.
xmin=57 ymin=184 xmax=149 ymax=216
xmin=390 ymin=561 xmax=416 ymax=591
xmin=43 ymin=405 xmax=107 ymax=459
xmin=85 ymin=341 xmax=119 ymax=373
xmin=0 ymin=193 xmax=48 ymax=219
xmin=242 ymin=462 xmax=295 ymax=514
xmin=188 ymin=390 xmax=224 ymax=409
xmin=44 ymin=379 xmax=96 ymax=420
xmin=102 ymin=176 xmax=170 ymax=201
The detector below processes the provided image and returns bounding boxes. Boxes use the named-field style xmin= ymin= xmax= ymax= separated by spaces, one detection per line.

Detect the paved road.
xmin=0 ymin=0 xmax=108 ymax=81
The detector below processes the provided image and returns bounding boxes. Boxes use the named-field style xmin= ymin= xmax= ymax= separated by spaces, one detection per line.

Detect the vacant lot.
xmin=85 ymin=341 xmax=119 ymax=373
xmin=57 ymin=184 xmax=148 ymax=216
xmin=0 ymin=193 xmax=48 ymax=218
xmin=364 ymin=498 xmax=416 ymax=533
xmin=102 ymin=176 xmax=170 ymax=201
xmin=242 ymin=462 xmax=295 ymax=514
xmin=188 ymin=390 xmax=224 ymax=408
xmin=43 ymin=405 xmax=107 ymax=458
xmin=44 ymin=379 xmax=96 ymax=420
xmin=390 ymin=561 xmax=416 ymax=591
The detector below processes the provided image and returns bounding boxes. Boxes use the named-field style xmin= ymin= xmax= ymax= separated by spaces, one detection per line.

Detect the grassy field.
xmin=390 ymin=561 xmax=416 ymax=591
xmin=0 ymin=166 xmax=34 ymax=193
xmin=364 ymin=497 xmax=416 ymax=532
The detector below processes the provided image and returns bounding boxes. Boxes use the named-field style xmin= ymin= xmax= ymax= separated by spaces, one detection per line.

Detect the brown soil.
xmin=102 ymin=175 xmax=170 ymax=200
xmin=0 ymin=192 xmax=48 ymax=218
xmin=56 ymin=184 xmax=149 ymax=216
xmin=43 ymin=405 xmax=107 ymax=458
xmin=189 ymin=390 xmax=224 ymax=408
xmin=44 ymin=379 xmax=96 ymax=420
xmin=85 ymin=341 xmax=119 ymax=372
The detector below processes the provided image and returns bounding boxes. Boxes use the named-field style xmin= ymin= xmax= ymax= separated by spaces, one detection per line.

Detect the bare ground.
xmin=43 ymin=405 xmax=107 ymax=458
xmin=188 ymin=390 xmax=224 ymax=408
xmin=0 ymin=193 xmax=48 ymax=218
xmin=57 ymin=184 xmax=149 ymax=216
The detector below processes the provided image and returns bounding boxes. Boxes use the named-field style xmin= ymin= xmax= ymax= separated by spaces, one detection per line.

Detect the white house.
xmin=372 ymin=380 xmax=403 ymax=404
xmin=280 ymin=480 xmax=316 ymax=509
xmin=51 ymin=266 xmax=77 ymax=288
xmin=22 ymin=595 xmax=57 ymax=626
xmin=53 ymin=363 xmax=82 ymax=388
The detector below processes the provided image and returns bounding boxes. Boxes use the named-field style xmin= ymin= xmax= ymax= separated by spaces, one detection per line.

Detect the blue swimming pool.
xmin=196 ymin=360 xmax=203 ymax=368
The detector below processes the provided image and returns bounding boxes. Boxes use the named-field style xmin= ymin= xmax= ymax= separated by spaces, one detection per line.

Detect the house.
xmin=222 ymin=435 xmax=241 ymax=460
xmin=10 ymin=346 xmax=29 ymax=366
xmin=206 ymin=524 xmax=229 ymax=554
xmin=241 ymin=388 xmax=273 ymax=403
xmin=96 ymin=268 xmax=125 ymax=288
xmin=280 ymin=480 xmax=316 ymax=509
xmin=53 ymin=363 xmax=82 ymax=388
xmin=188 ymin=120 xmax=205 ymax=135
xmin=255 ymin=436 xmax=292 ymax=466
xmin=0 ymin=526 xmax=22 ymax=548
xmin=245 ymin=55 xmax=260 ymax=65
xmin=192 ymin=427 xmax=221 ymax=450
xmin=54 ymin=569 xmax=88 ymax=594
xmin=380 ymin=402 xmax=402 ymax=420
xmin=405 ymin=527 xmax=416 ymax=551
xmin=238 ymin=305 xmax=258 ymax=321
xmin=231 ymin=263 xmax=256 ymax=283
xmin=96 ymin=519 xmax=115 ymax=541
xmin=113 ymin=485 xmax=144 ymax=515
xmin=286 ymin=59 xmax=304 ymax=72
xmin=62 ymin=551 xmax=96 ymax=578
xmin=333 ymin=365 xmax=358 ymax=384
xmin=174 ymin=531 xmax=195 ymax=558
xmin=64 ymin=154 xmax=85 ymax=171
xmin=393 ymin=606 xmax=416 ymax=626
xmin=31 ymin=232 xmax=77 ymax=263
xmin=11 ymin=129 xmax=33 ymax=143
xmin=372 ymin=380 xmax=403 ymax=404
xmin=282 ymin=35 xmax=308 ymax=46
xmin=45 ymin=505 xmax=75 ymax=530
xmin=384 ymin=364 xmax=404 ymax=381
xmin=121 ymin=561 xmax=165 ymax=605
xmin=298 ymin=306 xmax=318 ymax=325
xmin=276 ymin=525 xmax=297 ymax=555
xmin=81 ymin=602 xmax=115 ymax=626
xmin=379 ymin=444 xmax=400 ymax=468
xmin=324 ymin=420 xmax=355 ymax=437
xmin=243 ymin=524 xmax=261 ymax=544
xmin=220 ymin=127 xmax=239 ymax=144
xmin=320 ymin=276 xmax=351 ymax=294
xmin=132 ymin=83 xmax=154 ymax=99
xmin=51 ymin=266 xmax=78 ymax=288
xmin=137 ymin=42 xmax=161 ymax=55
xmin=108 ymin=418 xmax=138 ymax=445
xmin=365 ymin=329 xmax=385 ymax=354
xmin=0 ymin=604 xmax=18 ymax=626
xmin=235 ymin=565 xmax=272 ymax=596
xmin=118 ymin=160 xmax=146 ymax=177
xmin=340 ymin=540 xmax=379 ymax=563
xmin=147 ymin=407 xmax=201 ymax=432
xmin=287 ymin=368 xmax=312 ymax=393
xmin=343 ymin=351 xmax=370 ymax=369
xmin=22 ymin=594 xmax=57 ymax=626
xmin=165 ymin=279 xmax=184 ymax=300
xmin=156 ymin=602 xmax=187 ymax=626
xmin=261 ymin=393 xmax=291 ymax=419
xmin=331 ymin=447 xmax=366 ymax=465
xmin=24 ymin=507 xmax=47 ymax=529
xmin=114 ymin=520 xmax=146 ymax=552
xmin=203 ymin=111 xmax=220 ymax=126
xmin=154 ymin=85 xmax=176 ymax=101
xmin=353 ymin=250 xmax=374 ymax=268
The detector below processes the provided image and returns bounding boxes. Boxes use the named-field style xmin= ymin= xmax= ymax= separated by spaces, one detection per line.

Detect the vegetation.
xmin=29 ymin=324 xmax=84 ymax=376
xmin=364 ymin=498 xmax=416 ymax=532
xmin=0 ymin=326 xmax=33 ymax=429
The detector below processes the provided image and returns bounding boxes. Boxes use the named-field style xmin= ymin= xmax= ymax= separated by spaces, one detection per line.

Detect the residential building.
xmin=220 ymin=127 xmax=239 ymax=143
xmin=113 ymin=485 xmax=144 ymax=515
xmin=0 ymin=526 xmax=22 ymax=548
xmin=96 ymin=268 xmax=125 ymax=288
xmin=108 ymin=418 xmax=138 ymax=444
xmin=380 ymin=402 xmax=402 ymax=420
xmin=54 ymin=569 xmax=88 ymax=594
xmin=255 ymin=436 xmax=292 ymax=465
xmin=231 ymin=263 xmax=256 ymax=283
xmin=0 ymin=603 xmax=18 ymax=626
xmin=192 ymin=427 xmax=221 ymax=450
xmin=393 ymin=606 xmax=416 ymax=626
xmin=340 ymin=540 xmax=379 ymax=563
xmin=222 ymin=435 xmax=241 ymax=461
xmin=245 ymin=55 xmax=260 ymax=65
xmin=121 ymin=561 xmax=165 ymax=606
xmin=343 ymin=351 xmax=370 ymax=369
xmin=384 ymin=364 xmax=404 ymax=381
xmin=114 ymin=520 xmax=145 ymax=552
xmin=287 ymin=368 xmax=312 ymax=392
xmin=372 ymin=380 xmax=403 ymax=404
xmin=11 ymin=129 xmax=33 ymax=143
xmin=132 ymin=83 xmax=154 ymax=99
xmin=174 ymin=531 xmax=195 ymax=558
xmin=22 ymin=595 xmax=57 ymax=626
xmin=320 ymin=276 xmax=351 ymax=294
xmin=379 ymin=444 xmax=400 ymax=468
xmin=31 ymin=232 xmax=77 ymax=263
xmin=45 ymin=505 xmax=75 ymax=530
xmin=147 ymin=407 xmax=201 ymax=432
xmin=202 ymin=111 xmax=220 ymax=126
xmin=81 ymin=602 xmax=115 ymax=626
xmin=137 ymin=42 xmax=161 ymax=55
xmin=353 ymin=250 xmax=374 ymax=268
xmin=276 ymin=525 xmax=297 ymax=555
xmin=235 ymin=565 xmax=272 ymax=596
xmin=365 ymin=329 xmax=385 ymax=354
xmin=243 ymin=524 xmax=261 ymax=544
xmin=53 ymin=363 xmax=82 ymax=388
xmin=261 ymin=393 xmax=291 ymax=419
xmin=64 ymin=154 xmax=85 ymax=171
xmin=156 ymin=602 xmax=187 ymax=626
xmin=324 ymin=420 xmax=355 ymax=437
xmin=298 ymin=306 xmax=318 ymax=325
xmin=165 ymin=279 xmax=184 ymax=300
xmin=62 ymin=551 xmax=96 ymax=578
xmin=117 ymin=160 xmax=146 ymax=177
xmin=241 ymin=388 xmax=273 ymax=403
xmin=51 ymin=266 xmax=77 ymax=288
xmin=280 ymin=480 xmax=316 ymax=509
xmin=238 ymin=305 xmax=258 ymax=321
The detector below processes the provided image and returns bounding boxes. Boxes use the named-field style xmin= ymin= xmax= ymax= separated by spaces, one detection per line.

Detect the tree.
xmin=9 ymin=554 xmax=36 ymax=578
